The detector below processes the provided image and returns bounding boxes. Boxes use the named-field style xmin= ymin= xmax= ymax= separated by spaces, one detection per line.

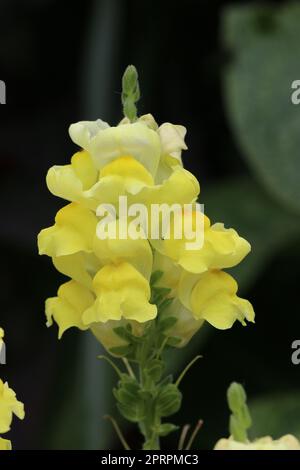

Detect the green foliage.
xmin=156 ymin=384 xmax=182 ymax=418
xmin=114 ymin=375 xmax=145 ymax=423
xmin=223 ymin=2 xmax=300 ymax=213
xmin=250 ymin=392 xmax=300 ymax=440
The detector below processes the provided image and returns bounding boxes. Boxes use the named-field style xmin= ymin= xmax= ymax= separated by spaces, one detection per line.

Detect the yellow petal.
xmin=38 ymin=203 xmax=97 ymax=257
xmin=52 ymin=252 xmax=101 ymax=290
xmin=82 ymin=262 xmax=157 ymax=324
xmin=179 ymin=270 xmax=255 ymax=329
xmin=46 ymin=280 xmax=95 ymax=338
xmin=46 ymin=151 xmax=98 ymax=205
xmin=158 ymin=212 xmax=250 ymax=274
xmin=214 ymin=434 xmax=300 ymax=450
xmin=68 ymin=119 xmax=110 ymax=149
xmin=93 ymin=218 xmax=153 ymax=279
xmin=69 ymin=121 xmax=161 ymax=177
xmin=0 ymin=380 xmax=25 ymax=434
xmin=158 ymin=122 xmax=187 ymax=165
xmin=0 ymin=438 xmax=12 ymax=450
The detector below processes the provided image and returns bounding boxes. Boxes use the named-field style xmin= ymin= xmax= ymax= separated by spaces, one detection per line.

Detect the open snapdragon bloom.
xmin=214 ymin=434 xmax=300 ymax=450
xmin=38 ymin=112 xmax=254 ymax=353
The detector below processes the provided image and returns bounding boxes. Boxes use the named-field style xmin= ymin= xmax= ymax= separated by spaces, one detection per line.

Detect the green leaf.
xmin=109 ymin=345 xmax=133 ymax=357
xmin=150 ymin=270 xmax=164 ymax=286
xmin=156 ymin=384 xmax=182 ymax=418
xmin=158 ymin=316 xmax=178 ymax=333
xmin=144 ymin=359 xmax=165 ymax=383
xmin=202 ymin=177 xmax=300 ymax=291
xmin=114 ymin=376 xmax=145 ymax=423
xmin=249 ymin=391 xmax=300 ymax=440
xmin=223 ymin=2 xmax=300 ymax=213
xmin=154 ymin=423 xmax=179 ymax=437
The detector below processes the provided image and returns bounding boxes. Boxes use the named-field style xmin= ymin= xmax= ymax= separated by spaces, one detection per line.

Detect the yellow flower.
xmin=153 ymin=252 xmax=254 ymax=333
xmin=38 ymin=202 xmax=98 ymax=258
xmin=214 ymin=434 xmax=300 ymax=450
xmin=82 ymin=262 xmax=157 ymax=324
xmin=179 ymin=270 xmax=254 ymax=329
xmin=46 ymin=280 xmax=94 ymax=338
xmin=39 ymin=112 xmax=254 ymax=347
xmin=0 ymin=437 xmax=12 ymax=450
xmin=154 ymin=211 xmax=250 ymax=274
xmin=46 ymin=276 xmax=154 ymax=350
xmin=0 ymin=379 xmax=24 ymax=434
xmin=69 ymin=120 xmax=161 ymax=177
xmin=46 ymin=153 xmax=199 ymax=212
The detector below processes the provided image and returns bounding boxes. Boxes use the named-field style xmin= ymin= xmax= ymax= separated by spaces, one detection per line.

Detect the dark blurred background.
xmin=1 ymin=0 xmax=300 ymax=450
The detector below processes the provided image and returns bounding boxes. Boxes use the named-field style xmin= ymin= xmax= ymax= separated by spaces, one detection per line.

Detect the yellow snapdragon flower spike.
xmin=0 ymin=379 xmax=24 ymax=434
xmin=38 ymin=112 xmax=254 ymax=351
xmin=214 ymin=434 xmax=300 ymax=450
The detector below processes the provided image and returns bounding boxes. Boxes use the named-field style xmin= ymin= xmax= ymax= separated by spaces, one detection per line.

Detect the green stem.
xmin=137 ymin=332 xmax=161 ymax=450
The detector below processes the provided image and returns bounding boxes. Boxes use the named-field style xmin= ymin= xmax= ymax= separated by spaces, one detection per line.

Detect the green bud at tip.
xmin=121 ymin=65 xmax=140 ymax=122
xmin=227 ymin=382 xmax=247 ymax=414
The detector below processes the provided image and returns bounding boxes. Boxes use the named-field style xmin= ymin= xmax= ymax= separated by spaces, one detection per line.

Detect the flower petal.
xmin=45 ymin=280 xmax=95 ymax=338
xmin=38 ymin=203 xmax=98 ymax=257
xmin=82 ymin=262 xmax=157 ymax=324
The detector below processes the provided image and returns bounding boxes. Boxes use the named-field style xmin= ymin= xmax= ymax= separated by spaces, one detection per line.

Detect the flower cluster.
xmin=0 ymin=329 xmax=25 ymax=450
xmin=38 ymin=113 xmax=254 ymax=353
xmin=38 ymin=115 xmax=254 ymax=349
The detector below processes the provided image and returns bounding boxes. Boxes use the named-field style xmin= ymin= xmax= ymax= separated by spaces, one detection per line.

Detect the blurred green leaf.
xmin=250 ymin=392 xmax=300 ymax=440
xmin=223 ymin=2 xmax=300 ymax=213
xmin=202 ymin=176 xmax=300 ymax=290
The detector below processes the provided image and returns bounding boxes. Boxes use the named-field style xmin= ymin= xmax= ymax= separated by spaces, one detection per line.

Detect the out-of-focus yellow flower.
xmin=0 ymin=380 xmax=24 ymax=434
xmin=0 ymin=437 xmax=12 ymax=450
xmin=214 ymin=434 xmax=300 ymax=450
